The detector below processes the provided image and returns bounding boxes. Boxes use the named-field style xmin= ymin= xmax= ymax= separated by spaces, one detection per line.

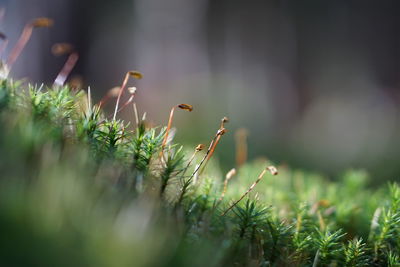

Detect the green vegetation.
xmin=0 ymin=77 xmax=399 ymax=267
xmin=0 ymin=16 xmax=399 ymax=267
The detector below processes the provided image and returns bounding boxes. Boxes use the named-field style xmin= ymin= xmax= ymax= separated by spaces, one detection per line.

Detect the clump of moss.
xmin=0 ymin=16 xmax=399 ymax=267
xmin=0 ymin=76 xmax=399 ymax=267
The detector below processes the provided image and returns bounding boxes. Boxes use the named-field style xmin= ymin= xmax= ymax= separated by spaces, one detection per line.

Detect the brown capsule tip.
xmin=51 ymin=43 xmax=73 ymax=56
xmin=222 ymin=117 xmax=229 ymax=123
xmin=195 ymin=144 xmax=204 ymax=151
xmin=0 ymin=32 xmax=6 ymax=40
xmin=217 ymin=128 xmax=227 ymax=136
xmin=128 ymin=86 xmax=137 ymax=94
xmin=178 ymin=104 xmax=193 ymax=112
xmin=267 ymin=166 xmax=278 ymax=175
xmin=128 ymin=71 xmax=143 ymax=79
xmin=226 ymin=168 xmax=237 ymax=180
xmin=108 ymin=87 xmax=121 ymax=97
xmin=31 ymin=17 xmax=54 ymax=28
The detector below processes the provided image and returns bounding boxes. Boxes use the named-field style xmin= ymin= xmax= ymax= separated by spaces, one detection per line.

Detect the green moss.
xmin=0 ymin=78 xmax=398 ymax=267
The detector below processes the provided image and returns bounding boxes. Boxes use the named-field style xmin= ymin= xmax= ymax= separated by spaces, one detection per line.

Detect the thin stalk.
xmin=133 ymin=102 xmax=139 ymax=126
xmin=206 ymin=117 xmax=228 ymax=160
xmin=160 ymin=106 xmax=176 ymax=159
xmin=312 ymin=250 xmax=320 ymax=267
xmin=116 ymin=93 xmax=135 ymax=113
xmin=199 ymin=117 xmax=228 ymax=174
xmin=235 ymin=128 xmax=248 ymax=167
xmin=98 ymin=87 xmax=120 ymax=108
xmin=112 ymin=71 xmax=142 ymax=121
xmin=176 ymin=144 xmax=204 ymax=205
xmin=182 ymin=144 xmax=204 ymax=177
xmin=53 ymin=52 xmax=79 ymax=87
xmin=187 ymin=128 xmax=226 ymax=184
xmin=113 ymin=72 xmax=132 ymax=121
xmin=87 ymin=86 xmax=92 ymax=113
xmin=221 ymin=166 xmax=277 ymax=216
xmin=218 ymin=168 xmax=236 ymax=202
xmin=6 ymin=18 xmax=53 ymax=71
xmin=160 ymin=104 xmax=193 ymax=160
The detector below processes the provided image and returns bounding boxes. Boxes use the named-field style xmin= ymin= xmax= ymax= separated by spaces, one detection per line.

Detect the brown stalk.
xmin=52 ymin=43 xmax=79 ymax=87
xmin=218 ymin=168 xmax=237 ymax=202
xmin=116 ymin=87 xmax=137 ymax=114
xmin=6 ymin=17 xmax=53 ymax=71
xmin=235 ymin=128 xmax=248 ymax=167
xmin=208 ymin=117 xmax=228 ymax=159
xmin=181 ymin=144 xmax=204 ymax=177
xmin=187 ymin=127 xmax=226 ymax=183
xmin=221 ymin=165 xmax=278 ymax=216
xmin=176 ymin=144 xmax=204 ymax=205
xmin=160 ymin=104 xmax=193 ymax=160
xmin=113 ymin=71 xmax=142 ymax=121
xmin=98 ymin=86 xmax=120 ymax=108
xmin=116 ymin=95 xmax=134 ymax=113
xmin=199 ymin=117 xmax=228 ymax=174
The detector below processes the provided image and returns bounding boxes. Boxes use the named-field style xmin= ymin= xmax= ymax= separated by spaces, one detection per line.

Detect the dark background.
xmin=1 ymin=0 xmax=400 ymax=182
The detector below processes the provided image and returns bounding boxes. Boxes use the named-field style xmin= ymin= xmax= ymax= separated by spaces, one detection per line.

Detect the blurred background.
xmin=1 ymin=0 xmax=400 ymax=182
